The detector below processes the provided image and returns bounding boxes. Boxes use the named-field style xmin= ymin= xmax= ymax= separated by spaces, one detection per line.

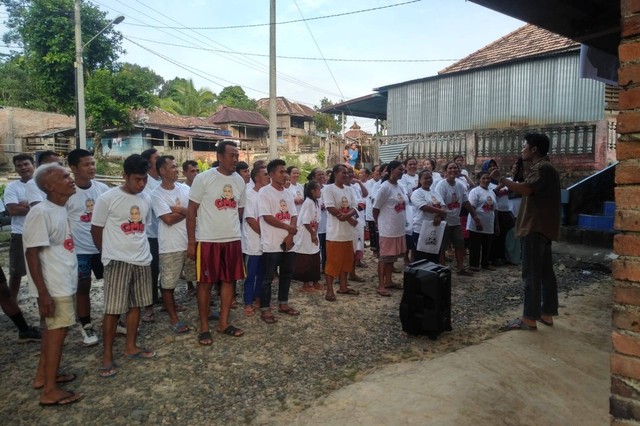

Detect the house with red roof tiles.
xmin=256 ymin=97 xmax=316 ymax=152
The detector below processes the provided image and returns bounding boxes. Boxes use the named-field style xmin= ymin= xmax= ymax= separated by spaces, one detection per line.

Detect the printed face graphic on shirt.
xmin=175 ymin=197 xmax=181 ymax=207
xmin=80 ymin=198 xmax=95 ymax=222
xmin=215 ymin=184 xmax=238 ymax=210
xmin=275 ymin=199 xmax=292 ymax=222
xmin=482 ymin=196 xmax=494 ymax=212
xmin=394 ymin=193 xmax=406 ymax=213
xmin=431 ymin=196 xmax=442 ymax=208
xmin=121 ymin=205 xmax=145 ymax=235
xmin=340 ymin=196 xmax=350 ymax=213
xmin=447 ymin=192 xmax=460 ymax=210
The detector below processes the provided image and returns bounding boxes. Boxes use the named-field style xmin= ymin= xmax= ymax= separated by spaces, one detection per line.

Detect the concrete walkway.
xmin=283 ymin=274 xmax=611 ymax=425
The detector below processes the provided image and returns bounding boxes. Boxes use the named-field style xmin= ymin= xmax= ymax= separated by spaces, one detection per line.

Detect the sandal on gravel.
xmin=261 ymin=312 xmax=278 ymax=324
xmin=539 ymin=318 xmax=554 ymax=327
xmin=384 ymin=283 xmax=403 ymax=290
xmin=170 ymin=321 xmax=190 ymax=334
xmin=278 ymin=306 xmax=300 ymax=316
xmin=198 ymin=331 xmax=213 ymax=346
xmin=141 ymin=312 xmax=155 ymax=323
xmin=377 ymin=289 xmax=392 ymax=297
xmin=243 ymin=305 xmax=256 ymax=317
xmin=217 ymin=325 xmax=244 ymax=337
xmin=337 ymin=288 xmax=360 ymax=296
xmin=39 ymin=391 xmax=83 ymax=407
xmin=457 ymin=269 xmax=474 ymax=277
xmin=126 ymin=348 xmax=156 ymax=359
xmin=98 ymin=363 xmax=117 ymax=378
xmin=230 ymin=300 xmax=238 ymax=309
xmin=325 ymin=294 xmax=336 ymax=302
xmin=34 ymin=372 xmax=77 ymax=389
xmin=349 ymin=275 xmax=366 ymax=283
xmin=501 ymin=318 xmax=537 ymax=331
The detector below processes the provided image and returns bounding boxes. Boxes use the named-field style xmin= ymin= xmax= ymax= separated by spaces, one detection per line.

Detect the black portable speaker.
xmin=400 ymin=260 xmax=452 ymax=339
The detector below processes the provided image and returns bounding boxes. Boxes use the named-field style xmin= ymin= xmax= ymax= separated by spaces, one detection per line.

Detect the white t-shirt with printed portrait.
xmin=91 ymin=187 xmax=152 ymax=266
xmin=3 ymin=180 xmax=29 ymax=234
xmin=242 ymin=188 xmax=262 ymax=256
xmin=411 ymin=187 xmax=446 ymax=234
xmin=23 ymin=200 xmax=78 ymax=297
xmin=293 ymin=197 xmax=320 ymax=255
xmin=189 ymin=168 xmax=246 ymax=243
xmin=151 ymin=182 xmax=190 ymax=254
xmin=435 ymin=179 xmax=468 ymax=226
xmin=66 ymin=179 xmax=110 ymax=254
xmin=399 ymin=173 xmax=419 ymax=202
xmin=322 ymin=183 xmax=356 ymax=242
xmin=466 ymin=186 xmax=497 ymax=234
xmin=258 ymin=184 xmax=297 ymax=253
xmin=373 ymin=181 xmax=407 ymax=238
xmin=287 ymin=182 xmax=305 ymax=213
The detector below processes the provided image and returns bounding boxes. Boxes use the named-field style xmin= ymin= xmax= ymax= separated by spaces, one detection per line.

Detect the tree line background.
xmin=0 ymin=0 xmax=343 ymax=142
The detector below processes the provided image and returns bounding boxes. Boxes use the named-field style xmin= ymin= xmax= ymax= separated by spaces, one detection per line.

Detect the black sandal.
xmin=198 ymin=330 xmax=213 ymax=346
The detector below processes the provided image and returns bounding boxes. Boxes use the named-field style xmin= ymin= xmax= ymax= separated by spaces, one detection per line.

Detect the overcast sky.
xmin=1 ymin=0 xmax=524 ymax=132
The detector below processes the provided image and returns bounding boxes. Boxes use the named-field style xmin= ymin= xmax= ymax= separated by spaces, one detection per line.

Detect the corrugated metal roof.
xmin=439 ymin=24 xmax=579 ymax=75
xmin=378 ymin=143 xmax=408 ymax=163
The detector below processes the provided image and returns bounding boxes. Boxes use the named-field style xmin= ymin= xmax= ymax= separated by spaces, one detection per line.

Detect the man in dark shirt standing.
xmin=491 ymin=133 xmax=561 ymax=330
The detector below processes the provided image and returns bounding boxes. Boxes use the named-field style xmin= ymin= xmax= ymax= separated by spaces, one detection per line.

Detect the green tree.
xmin=0 ymin=57 xmax=48 ymax=110
xmin=85 ymin=65 xmax=158 ymax=155
xmin=1 ymin=0 xmax=123 ymax=114
xmin=314 ymin=97 xmax=342 ymax=134
xmin=215 ymin=85 xmax=257 ymax=111
xmin=159 ymin=78 xmax=216 ymax=117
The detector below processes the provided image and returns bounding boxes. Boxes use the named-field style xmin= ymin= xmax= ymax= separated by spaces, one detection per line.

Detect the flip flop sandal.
xmin=98 ymin=363 xmax=117 ymax=378
xmin=501 ymin=318 xmax=537 ymax=331
xmin=243 ymin=306 xmax=256 ymax=317
xmin=384 ymin=283 xmax=403 ymax=290
xmin=261 ymin=313 xmax=278 ymax=324
xmin=39 ymin=392 xmax=83 ymax=407
xmin=278 ymin=306 xmax=300 ymax=316
xmin=170 ymin=321 xmax=190 ymax=334
xmin=325 ymin=294 xmax=337 ymax=302
xmin=337 ymin=288 xmax=360 ymax=295
xmin=217 ymin=325 xmax=244 ymax=337
xmin=377 ymin=290 xmax=392 ymax=297
xmin=198 ymin=331 xmax=213 ymax=346
xmin=126 ymin=348 xmax=156 ymax=359
xmin=457 ymin=269 xmax=474 ymax=277
xmin=539 ymin=318 xmax=554 ymax=327
xmin=34 ymin=372 xmax=77 ymax=389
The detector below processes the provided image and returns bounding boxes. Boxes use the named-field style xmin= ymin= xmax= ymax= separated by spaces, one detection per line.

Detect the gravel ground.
xmin=0 ymin=243 xmax=612 ymax=425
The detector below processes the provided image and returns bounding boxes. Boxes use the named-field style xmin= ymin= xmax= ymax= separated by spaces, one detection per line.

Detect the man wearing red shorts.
xmin=187 ymin=141 xmax=246 ymax=344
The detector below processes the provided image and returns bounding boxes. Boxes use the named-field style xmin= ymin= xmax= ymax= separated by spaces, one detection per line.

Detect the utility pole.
xmin=268 ymin=0 xmax=277 ymax=160
xmin=74 ymin=0 xmax=87 ymax=150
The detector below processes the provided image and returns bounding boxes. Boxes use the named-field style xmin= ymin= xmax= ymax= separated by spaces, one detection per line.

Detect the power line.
xmin=292 ymin=0 xmax=352 ymax=117
xmin=122 ymin=0 xmax=422 ymax=30
xmin=93 ymin=0 xmax=344 ymax=97
xmin=124 ymin=35 xmax=458 ymax=63
xmin=123 ymin=35 xmax=320 ymax=111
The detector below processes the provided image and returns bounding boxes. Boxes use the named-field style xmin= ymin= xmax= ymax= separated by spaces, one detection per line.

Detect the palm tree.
xmin=159 ymin=78 xmax=216 ymax=117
